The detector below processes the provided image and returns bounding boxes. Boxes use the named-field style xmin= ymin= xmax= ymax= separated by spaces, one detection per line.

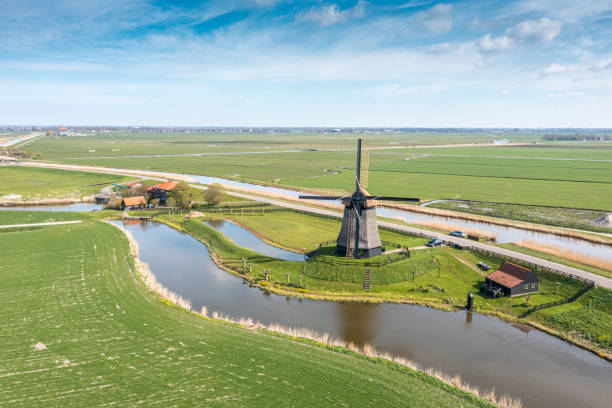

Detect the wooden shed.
xmin=484 ymin=261 xmax=539 ymax=298
xmin=121 ymin=196 xmax=146 ymax=210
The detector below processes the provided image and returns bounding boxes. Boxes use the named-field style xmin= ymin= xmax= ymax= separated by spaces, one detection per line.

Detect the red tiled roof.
xmin=122 ymin=196 xmax=146 ymax=206
xmin=486 ymin=262 xmax=532 ymax=288
xmin=147 ymin=180 xmax=179 ymax=191
xmin=128 ymin=181 xmax=140 ymax=187
xmin=499 ymin=262 xmax=532 ymax=280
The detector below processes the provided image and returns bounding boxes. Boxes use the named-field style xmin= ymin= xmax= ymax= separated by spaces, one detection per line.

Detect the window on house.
xmin=524 ymin=284 xmax=529 ymax=290
xmin=532 ymin=283 xmax=536 ymax=289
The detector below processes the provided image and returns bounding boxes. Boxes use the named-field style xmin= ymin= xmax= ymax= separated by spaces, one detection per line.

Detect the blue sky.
xmin=1 ymin=0 xmax=611 ymax=127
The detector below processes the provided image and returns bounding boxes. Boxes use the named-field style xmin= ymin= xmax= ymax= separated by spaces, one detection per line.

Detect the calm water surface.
xmin=109 ymin=220 xmax=612 ymax=408
xmin=204 ymin=219 xmax=307 ymax=262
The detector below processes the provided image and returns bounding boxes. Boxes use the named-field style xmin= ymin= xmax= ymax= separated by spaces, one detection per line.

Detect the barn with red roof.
xmin=484 ymin=261 xmax=539 ymax=298
xmin=147 ymin=180 xmax=179 ymax=206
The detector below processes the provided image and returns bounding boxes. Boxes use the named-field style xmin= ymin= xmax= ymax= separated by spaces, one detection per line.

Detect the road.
xmin=17 ymin=160 xmax=612 ymax=289
xmin=0 ymin=220 xmax=82 ymax=229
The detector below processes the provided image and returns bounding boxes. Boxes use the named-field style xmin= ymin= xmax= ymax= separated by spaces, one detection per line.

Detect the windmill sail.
xmin=298 ymin=138 xmax=419 ymax=258
xmin=359 ymin=141 xmax=369 ymax=189
xmin=299 ymin=187 xmax=351 ymax=200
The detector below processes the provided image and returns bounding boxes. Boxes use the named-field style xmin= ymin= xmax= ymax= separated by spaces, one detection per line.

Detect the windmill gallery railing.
xmin=307 ymin=240 xmax=410 ymax=267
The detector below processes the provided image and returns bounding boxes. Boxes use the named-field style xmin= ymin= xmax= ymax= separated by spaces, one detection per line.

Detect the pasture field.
xmin=24 ymin=130 xmax=546 ymax=160
xmin=37 ymin=138 xmax=612 ymax=210
xmin=0 ymin=212 xmax=495 ymax=408
xmin=159 ymin=210 xmax=611 ymax=353
xmin=0 ymin=166 xmax=132 ymax=202
xmin=0 ymin=209 xmax=86 ymax=225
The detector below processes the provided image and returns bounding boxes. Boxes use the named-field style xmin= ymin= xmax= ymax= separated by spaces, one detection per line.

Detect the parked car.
xmin=450 ymin=231 xmax=467 ymax=238
xmin=426 ymin=238 xmax=443 ymax=247
xmin=477 ymin=262 xmax=492 ymax=270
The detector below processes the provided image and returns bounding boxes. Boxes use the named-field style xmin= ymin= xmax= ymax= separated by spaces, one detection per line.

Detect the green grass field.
xmin=0 ymin=166 xmax=132 ymax=201
xmin=30 ymin=133 xmax=612 ymax=209
xmin=0 ymin=212 xmax=495 ymax=407
xmin=24 ymin=130 xmax=547 ymax=160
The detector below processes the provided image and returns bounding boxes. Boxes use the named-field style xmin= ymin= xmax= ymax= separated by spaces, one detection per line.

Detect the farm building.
xmin=147 ymin=180 xmax=179 ymax=205
xmin=95 ymin=186 xmax=119 ymax=204
xmin=121 ymin=196 xmax=146 ymax=210
xmin=483 ymin=261 xmax=539 ymax=298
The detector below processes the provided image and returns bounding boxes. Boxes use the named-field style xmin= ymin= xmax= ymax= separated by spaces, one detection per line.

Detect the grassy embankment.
xmin=0 ymin=166 xmax=132 ymax=203
xmin=153 ymin=209 xmax=610 ymax=355
xmin=0 ymin=211 xmax=501 ymax=408
xmin=430 ymin=200 xmax=611 ymax=233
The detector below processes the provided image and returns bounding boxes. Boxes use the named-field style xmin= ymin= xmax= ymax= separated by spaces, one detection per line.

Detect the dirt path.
xmin=451 ymin=253 xmax=487 ymax=277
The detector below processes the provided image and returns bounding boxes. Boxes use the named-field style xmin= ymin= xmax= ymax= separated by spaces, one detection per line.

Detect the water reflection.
xmin=465 ymin=310 xmax=473 ymax=324
xmin=338 ymin=303 xmax=380 ymax=347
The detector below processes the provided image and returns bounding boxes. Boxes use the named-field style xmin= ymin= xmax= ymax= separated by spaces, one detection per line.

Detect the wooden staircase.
xmin=364 ymin=268 xmax=371 ymax=291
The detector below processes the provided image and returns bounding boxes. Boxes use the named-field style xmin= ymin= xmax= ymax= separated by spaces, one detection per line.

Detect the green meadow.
xmin=0 ymin=212 xmax=495 ymax=408
xmin=25 ymin=130 xmax=543 ymax=159
xmin=0 ymin=166 xmax=132 ymax=201
xmin=27 ymin=132 xmax=612 ymax=210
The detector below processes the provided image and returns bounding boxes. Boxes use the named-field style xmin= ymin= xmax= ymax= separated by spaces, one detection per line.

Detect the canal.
xmin=109 ymin=219 xmax=612 ymax=408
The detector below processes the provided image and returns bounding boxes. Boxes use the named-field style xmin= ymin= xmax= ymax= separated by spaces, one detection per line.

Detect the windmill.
xmin=299 ymin=139 xmax=419 ymax=258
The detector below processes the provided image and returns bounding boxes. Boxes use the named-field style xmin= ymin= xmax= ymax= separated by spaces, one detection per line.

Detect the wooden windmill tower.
xmin=299 ymin=139 xmax=419 ymax=258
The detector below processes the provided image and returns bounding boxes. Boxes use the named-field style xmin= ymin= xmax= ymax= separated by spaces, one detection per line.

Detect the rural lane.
xmin=17 ymin=160 xmax=612 ymax=289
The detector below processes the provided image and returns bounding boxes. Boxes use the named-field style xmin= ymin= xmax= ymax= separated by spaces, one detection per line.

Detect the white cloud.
xmin=594 ymin=58 xmax=612 ymax=70
xmin=542 ymin=63 xmax=580 ymax=74
xmin=296 ymin=1 xmax=367 ymax=26
xmin=427 ymin=42 xmax=459 ymax=53
xmin=509 ymin=0 xmax=612 ymax=23
xmin=368 ymin=83 xmax=446 ymax=95
xmin=477 ymin=17 xmax=562 ymax=54
xmin=508 ymin=17 xmax=563 ymax=44
xmin=396 ymin=1 xmax=431 ymax=9
xmin=547 ymin=91 xmax=587 ymax=98
xmin=477 ymin=34 xmax=515 ymax=52
xmin=418 ymin=3 xmax=453 ymax=34
xmin=542 ymin=58 xmax=612 ymax=75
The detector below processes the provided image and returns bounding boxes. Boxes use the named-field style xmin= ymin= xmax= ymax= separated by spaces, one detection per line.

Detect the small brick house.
xmin=484 ymin=261 xmax=539 ymax=297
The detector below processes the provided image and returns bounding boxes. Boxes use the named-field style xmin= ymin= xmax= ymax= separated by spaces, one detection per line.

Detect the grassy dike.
xmin=154 ymin=210 xmax=611 ymax=358
xmin=0 ymin=211 xmax=503 ymax=408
